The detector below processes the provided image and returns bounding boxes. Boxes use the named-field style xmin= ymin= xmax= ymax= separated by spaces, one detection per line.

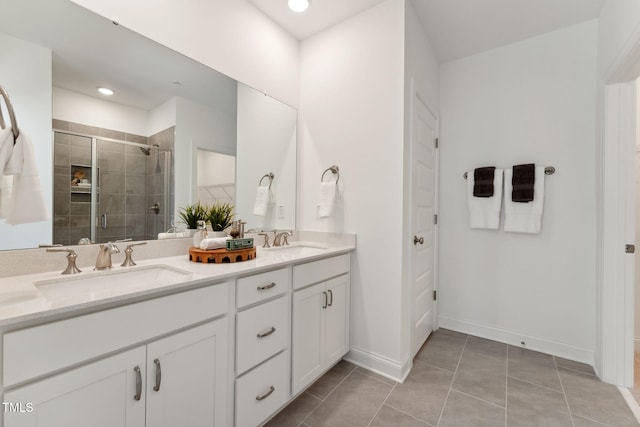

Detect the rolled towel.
xmin=317 ymin=182 xmax=336 ymax=218
xmin=253 ymin=185 xmax=270 ymax=216
xmin=473 ymin=166 xmax=496 ymax=197
xmin=199 ymin=237 xmax=230 ymax=250
xmin=512 ymin=163 xmax=535 ymax=202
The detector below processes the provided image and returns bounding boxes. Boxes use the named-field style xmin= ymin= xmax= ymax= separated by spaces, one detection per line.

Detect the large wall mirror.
xmin=0 ymin=0 xmax=297 ymax=250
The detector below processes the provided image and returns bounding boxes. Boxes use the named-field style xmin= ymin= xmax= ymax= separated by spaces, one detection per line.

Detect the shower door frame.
xmin=53 ymin=129 xmax=172 ymax=244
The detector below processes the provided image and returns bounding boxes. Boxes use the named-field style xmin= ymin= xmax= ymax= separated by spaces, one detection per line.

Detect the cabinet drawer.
xmin=236 ymin=296 xmax=288 ymax=375
xmin=237 ymin=267 xmax=289 ymax=308
xmin=4 ymin=282 xmax=228 ymax=387
xmin=236 ymin=351 xmax=289 ymax=427
xmin=293 ymin=254 xmax=350 ymax=290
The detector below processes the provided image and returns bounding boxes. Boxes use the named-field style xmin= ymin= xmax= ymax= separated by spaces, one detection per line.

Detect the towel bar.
xmin=0 ymin=85 xmax=19 ymax=144
xmin=258 ymin=172 xmax=274 ymax=189
xmin=321 ymin=165 xmax=340 ymax=183
xmin=463 ymin=166 xmax=555 ymax=180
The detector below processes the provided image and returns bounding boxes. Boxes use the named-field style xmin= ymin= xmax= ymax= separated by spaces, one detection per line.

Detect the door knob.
xmin=413 ymin=236 xmax=424 ymax=245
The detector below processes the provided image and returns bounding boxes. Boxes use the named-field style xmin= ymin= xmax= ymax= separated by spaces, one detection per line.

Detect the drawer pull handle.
xmin=257 ymin=282 xmax=276 ymax=291
xmin=256 ymin=386 xmax=275 ymax=401
xmin=328 ymin=289 xmax=333 ymax=307
xmin=153 ymin=358 xmax=162 ymax=392
xmin=322 ymin=291 xmax=328 ymax=309
xmin=257 ymin=327 xmax=276 ymax=338
xmin=133 ymin=366 xmax=142 ymax=401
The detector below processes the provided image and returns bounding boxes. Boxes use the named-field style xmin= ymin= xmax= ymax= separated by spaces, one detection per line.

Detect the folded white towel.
xmin=253 ymin=185 xmax=271 ymax=216
xmin=199 ymin=237 xmax=230 ymax=250
xmin=317 ymin=182 xmax=337 ymax=218
xmin=2 ymin=131 xmax=50 ymax=225
xmin=467 ymin=168 xmax=503 ymax=229
xmin=504 ymin=166 xmax=545 ymax=233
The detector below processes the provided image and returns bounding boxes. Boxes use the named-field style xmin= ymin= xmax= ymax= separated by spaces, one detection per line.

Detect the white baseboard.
xmin=438 ymin=316 xmax=594 ymax=365
xmin=344 ymin=345 xmax=411 ymax=383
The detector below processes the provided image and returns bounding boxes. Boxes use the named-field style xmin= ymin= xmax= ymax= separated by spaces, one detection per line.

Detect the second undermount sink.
xmin=263 ymin=242 xmax=329 ymax=257
xmin=33 ymin=265 xmax=194 ymax=303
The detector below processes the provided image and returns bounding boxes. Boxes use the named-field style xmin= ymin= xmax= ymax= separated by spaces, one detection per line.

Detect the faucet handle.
xmin=257 ymin=233 xmax=271 ymax=248
xmin=46 ymin=248 xmax=82 ymax=275
xmin=121 ymin=242 xmax=147 ymax=267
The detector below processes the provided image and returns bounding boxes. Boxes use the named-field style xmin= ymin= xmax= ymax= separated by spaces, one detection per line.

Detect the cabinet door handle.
xmin=133 ymin=366 xmax=142 ymax=401
xmin=322 ymin=291 xmax=328 ymax=309
xmin=257 ymin=282 xmax=276 ymax=291
xmin=255 ymin=386 xmax=275 ymax=401
xmin=257 ymin=326 xmax=276 ymax=338
xmin=328 ymin=289 xmax=333 ymax=307
xmin=153 ymin=358 xmax=162 ymax=392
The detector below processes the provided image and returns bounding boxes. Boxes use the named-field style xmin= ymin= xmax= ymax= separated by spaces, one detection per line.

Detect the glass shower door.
xmin=96 ymin=139 xmax=148 ymax=243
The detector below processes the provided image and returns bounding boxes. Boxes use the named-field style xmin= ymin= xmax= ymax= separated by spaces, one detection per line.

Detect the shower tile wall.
xmin=52 ymin=120 xmax=174 ymax=245
xmin=53 ymin=131 xmax=93 ymax=246
xmin=146 ymin=126 xmax=175 ymax=240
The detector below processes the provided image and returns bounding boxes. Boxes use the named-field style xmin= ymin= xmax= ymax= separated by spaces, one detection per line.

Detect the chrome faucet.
xmin=121 ymin=242 xmax=147 ymax=267
xmin=273 ymin=231 xmax=292 ymax=247
xmin=95 ymin=242 xmax=121 ymax=270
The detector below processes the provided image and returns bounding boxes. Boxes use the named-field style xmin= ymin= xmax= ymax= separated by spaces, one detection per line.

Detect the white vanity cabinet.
xmin=2 ymin=283 xmax=230 ymax=427
xmin=234 ymin=268 xmax=291 ymax=426
xmin=292 ymin=255 xmax=350 ymax=395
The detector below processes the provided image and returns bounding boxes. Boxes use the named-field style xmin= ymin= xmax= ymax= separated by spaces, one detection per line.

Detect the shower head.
xmin=139 ymin=144 xmax=160 ymax=156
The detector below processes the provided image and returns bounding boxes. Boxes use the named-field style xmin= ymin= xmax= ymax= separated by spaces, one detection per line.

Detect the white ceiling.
xmin=248 ymin=0 xmax=605 ymax=62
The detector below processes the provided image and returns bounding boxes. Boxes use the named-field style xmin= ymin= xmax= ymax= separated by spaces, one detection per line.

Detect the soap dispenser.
xmin=192 ymin=220 xmax=208 ymax=248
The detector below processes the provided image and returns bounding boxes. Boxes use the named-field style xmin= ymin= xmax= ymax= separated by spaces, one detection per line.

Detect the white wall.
xmin=69 ymin=0 xmax=299 ymax=108
xmin=236 ymin=84 xmax=297 ymax=231
xmin=299 ymin=0 xmax=408 ymax=378
xmin=0 ymin=33 xmax=52 ymax=249
xmin=438 ymin=21 xmax=598 ymax=363
xmin=175 ymin=96 xmax=237 ymax=219
xmin=53 ymin=87 xmax=149 ymax=136
xmin=598 ymin=0 xmax=640 ymax=79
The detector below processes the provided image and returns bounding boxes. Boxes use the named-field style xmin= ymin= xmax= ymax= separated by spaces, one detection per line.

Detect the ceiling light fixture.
xmin=97 ymin=87 xmax=114 ymax=96
xmin=288 ymin=0 xmax=310 ymax=13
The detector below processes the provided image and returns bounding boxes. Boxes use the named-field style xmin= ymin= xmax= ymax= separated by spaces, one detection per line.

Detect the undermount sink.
xmin=34 ymin=265 xmax=194 ymax=303
xmin=263 ymin=242 xmax=328 ymax=257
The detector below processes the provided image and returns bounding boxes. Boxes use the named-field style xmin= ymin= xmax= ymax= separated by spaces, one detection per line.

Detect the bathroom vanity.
xmin=0 ymin=236 xmax=354 ymax=426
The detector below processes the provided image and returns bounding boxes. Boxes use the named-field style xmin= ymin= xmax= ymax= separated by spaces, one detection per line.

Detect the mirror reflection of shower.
xmin=140 ymin=144 xmax=162 ymax=174
xmin=52 ymin=125 xmax=174 ymax=245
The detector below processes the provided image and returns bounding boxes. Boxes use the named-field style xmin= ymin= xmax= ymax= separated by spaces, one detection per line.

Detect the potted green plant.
xmin=177 ymin=202 xmax=207 ymax=231
xmin=207 ymin=203 xmax=234 ymax=236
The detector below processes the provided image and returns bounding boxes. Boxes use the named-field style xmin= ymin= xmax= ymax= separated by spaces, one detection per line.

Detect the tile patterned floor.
xmin=266 ymin=329 xmax=640 ymax=427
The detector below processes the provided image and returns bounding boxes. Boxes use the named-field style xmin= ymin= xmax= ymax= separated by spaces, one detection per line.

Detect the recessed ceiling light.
xmin=288 ymin=0 xmax=310 ymax=13
xmin=97 ymin=87 xmax=114 ymax=96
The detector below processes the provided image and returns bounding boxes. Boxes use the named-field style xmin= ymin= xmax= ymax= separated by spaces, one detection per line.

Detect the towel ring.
xmin=463 ymin=166 xmax=556 ymax=179
xmin=259 ymin=172 xmax=274 ymax=189
xmin=321 ymin=165 xmax=340 ymax=184
xmin=0 ymin=86 xmax=19 ymax=144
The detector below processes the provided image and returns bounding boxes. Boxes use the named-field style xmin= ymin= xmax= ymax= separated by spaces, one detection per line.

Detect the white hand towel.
xmin=0 ymin=127 xmax=14 ymax=175
xmin=467 ymin=168 xmax=503 ymax=229
xmin=253 ymin=185 xmax=271 ymax=216
xmin=3 ymin=131 xmax=50 ymax=225
xmin=199 ymin=237 xmax=230 ymax=250
xmin=317 ymin=182 xmax=337 ymax=218
xmin=504 ymin=166 xmax=545 ymax=233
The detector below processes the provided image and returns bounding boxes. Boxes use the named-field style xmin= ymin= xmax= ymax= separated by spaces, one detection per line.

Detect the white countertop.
xmin=0 ymin=241 xmax=355 ymax=328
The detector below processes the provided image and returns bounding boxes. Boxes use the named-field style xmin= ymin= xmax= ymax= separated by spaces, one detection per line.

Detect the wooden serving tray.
xmin=188 ymin=247 xmax=256 ymax=264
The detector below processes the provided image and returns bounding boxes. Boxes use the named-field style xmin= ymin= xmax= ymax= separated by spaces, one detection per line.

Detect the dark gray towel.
xmin=512 ymin=163 xmax=535 ymax=202
xmin=473 ymin=167 xmax=496 ymax=197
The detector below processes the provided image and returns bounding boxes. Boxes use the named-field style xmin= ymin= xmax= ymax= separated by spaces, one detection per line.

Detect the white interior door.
xmin=411 ymin=93 xmax=437 ymax=359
